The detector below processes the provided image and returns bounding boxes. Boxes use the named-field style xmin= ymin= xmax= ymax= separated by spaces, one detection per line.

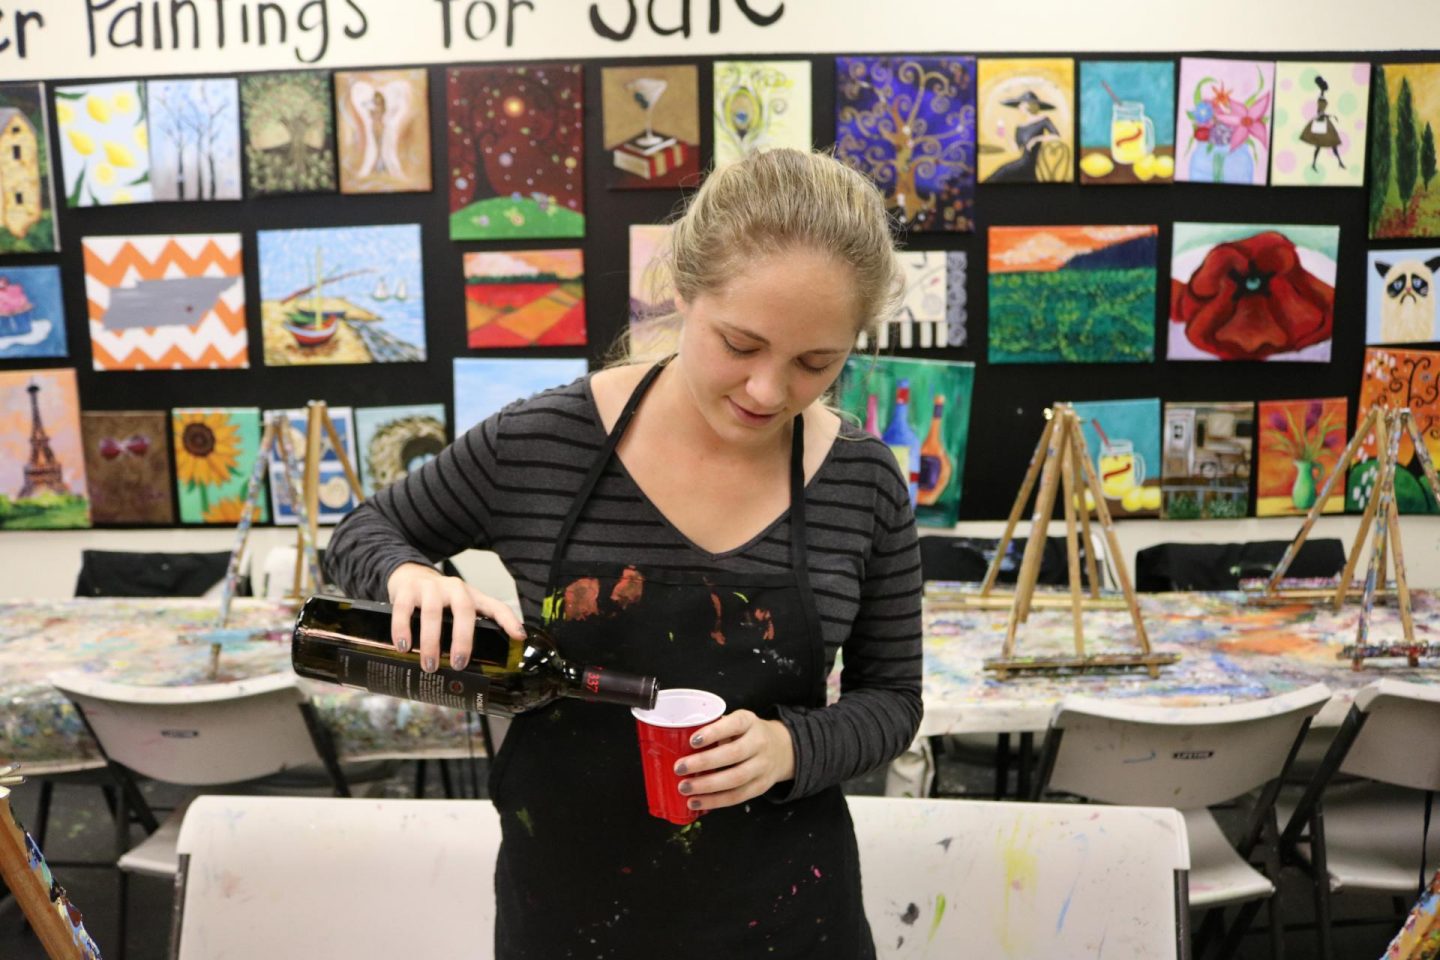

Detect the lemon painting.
xmin=53 ymin=81 xmax=152 ymax=207
xmin=1079 ymin=61 xmax=1176 ymax=185
xmin=1068 ymin=398 xmax=1163 ymax=519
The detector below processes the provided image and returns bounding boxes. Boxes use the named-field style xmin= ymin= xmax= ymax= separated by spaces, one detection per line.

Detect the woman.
xmin=326 ymin=148 xmax=923 ymax=959
xmin=988 ymin=88 xmax=1063 ymax=183
xmin=1299 ymin=75 xmax=1345 ymax=171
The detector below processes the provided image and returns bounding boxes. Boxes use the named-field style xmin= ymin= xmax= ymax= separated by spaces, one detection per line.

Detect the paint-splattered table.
xmin=919 ymin=585 xmax=1440 ymax=735
xmin=0 ymin=598 xmax=477 ymax=775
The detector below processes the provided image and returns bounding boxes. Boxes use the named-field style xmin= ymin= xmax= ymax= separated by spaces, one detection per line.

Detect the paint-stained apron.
xmin=489 ymin=360 xmax=874 ymax=959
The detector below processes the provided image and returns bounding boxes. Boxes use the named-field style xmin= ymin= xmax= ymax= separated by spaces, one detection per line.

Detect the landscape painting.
xmin=0 ymin=368 xmax=89 ymax=529
xmin=1068 ymin=398 xmax=1163 ymax=518
xmin=713 ymin=60 xmax=812 ymax=167
xmin=83 ymin=234 xmax=248 ymax=371
xmin=448 ymin=65 xmax=584 ymax=240
xmin=0 ymin=265 xmax=65 ymax=359
xmin=629 ymin=224 xmax=678 ymax=356
xmin=601 ymin=65 xmax=699 ymax=189
xmin=172 ymin=407 xmax=267 ymax=525
xmin=1169 ymin=222 xmax=1338 ymax=362
xmin=264 ymin=406 xmax=359 ymax=526
xmin=837 ymin=355 xmax=975 ymax=527
xmin=1078 ymin=60 xmax=1175 ymax=185
xmin=976 ymin=58 xmax=1075 ymax=184
xmin=987 ymin=225 xmax=1158 ymax=364
xmin=453 ymin=358 xmax=589 ymax=434
xmin=1367 ymin=246 xmax=1440 ymax=344
xmin=1351 ymin=347 xmax=1440 ymax=514
xmin=464 ymin=249 xmax=586 ymax=348
xmin=354 ymin=404 xmax=447 ymax=497
xmin=1256 ymin=398 xmax=1348 ymax=517
xmin=1175 ymin=58 xmax=1276 ymax=186
xmin=258 ymin=224 xmax=425 ymax=367
xmin=835 ymin=56 xmax=976 ymax=232
xmin=241 ymin=70 xmax=337 ymax=196
xmin=1270 ymin=61 xmax=1368 ymax=188
xmin=1369 ymin=63 xmax=1440 ymax=238
xmin=54 ymin=80 xmax=152 ymax=206
xmin=336 ymin=69 xmax=432 ymax=194
xmin=147 ymin=78 xmax=242 ymax=200
xmin=0 ymin=82 xmax=58 ymax=252
xmin=80 ymin=410 xmax=173 ymax=524
xmin=1160 ymin=401 xmax=1255 ymax=520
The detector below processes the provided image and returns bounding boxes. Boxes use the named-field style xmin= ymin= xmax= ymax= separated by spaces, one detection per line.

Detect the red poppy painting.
xmin=1169 ymin=222 xmax=1339 ymax=362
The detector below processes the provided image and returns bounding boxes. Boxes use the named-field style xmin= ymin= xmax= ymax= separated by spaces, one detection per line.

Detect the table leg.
xmin=1017 ymin=732 xmax=1035 ymax=800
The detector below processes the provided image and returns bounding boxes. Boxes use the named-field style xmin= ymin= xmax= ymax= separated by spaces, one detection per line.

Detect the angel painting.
xmin=336 ymin=69 xmax=432 ymax=194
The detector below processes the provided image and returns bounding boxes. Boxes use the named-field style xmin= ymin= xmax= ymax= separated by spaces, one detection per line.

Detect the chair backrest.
xmin=173 ymin=795 xmax=500 ymax=960
xmin=1133 ymin=539 xmax=1345 ymax=592
xmin=74 ymin=550 xmax=233 ymax=598
xmin=848 ymin=795 xmax=1189 ymax=959
xmin=918 ymin=534 xmax=1114 ymax=590
xmin=1341 ymin=680 xmax=1440 ymax=791
xmin=50 ymin=671 xmax=328 ymax=786
xmin=1040 ymin=684 xmax=1332 ymax=809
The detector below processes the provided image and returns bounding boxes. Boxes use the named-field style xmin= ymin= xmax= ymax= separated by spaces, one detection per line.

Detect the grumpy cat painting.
xmin=1368 ymin=252 xmax=1440 ymax=344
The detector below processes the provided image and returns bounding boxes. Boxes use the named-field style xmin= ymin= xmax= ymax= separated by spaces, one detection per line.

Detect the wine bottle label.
xmin=918 ymin=454 xmax=942 ymax=489
xmin=338 ymin=648 xmax=490 ymax=713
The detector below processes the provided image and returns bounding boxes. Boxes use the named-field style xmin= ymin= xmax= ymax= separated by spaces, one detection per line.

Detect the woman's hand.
xmin=386 ymin=562 xmax=526 ymax=673
xmin=672 ymin=710 xmax=795 ymax=812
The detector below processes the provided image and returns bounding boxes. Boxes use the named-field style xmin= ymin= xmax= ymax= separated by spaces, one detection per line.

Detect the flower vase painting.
xmin=1350 ymin=348 xmax=1440 ymax=515
xmin=0 ymin=369 xmax=90 ymax=530
xmin=977 ymin=58 xmax=1075 ymax=184
xmin=1176 ymin=58 xmax=1276 ymax=186
xmin=1369 ymin=63 xmax=1440 ymax=239
xmin=1169 ymin=223 xmax=1338 ymax=363
xmin=1256 ymin=399 xmax=1348 ymax=517
xmin=1270 ymin=62 xmax=1369 ymax=188
xmin=1078 ymin=60 xmax=1176 ymax=185
xmin=172 ymin=407 xmax=267 ymax=525
xmin=834 ymin=56 xmax=976 ymax=232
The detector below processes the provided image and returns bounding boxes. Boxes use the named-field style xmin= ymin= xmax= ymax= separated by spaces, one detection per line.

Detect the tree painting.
xmin=149 ymin=79 xmax=240 ymax=201
xmin=447 ymin=65 xmax=585 ymax=241
xmin=242 ymin=71 xmax=336 ymax=196
xmin=835 ymin=57 xmax=976 ymax=233
xmin=1370 ymin=62 xmax=1440 ymax=238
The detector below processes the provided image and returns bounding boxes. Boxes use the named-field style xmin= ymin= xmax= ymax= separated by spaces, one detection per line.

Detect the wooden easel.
xmin=982 ymin=405 xmax=1178 ymax=680
xmin=1 ymin=770 xmax=104 ymax=960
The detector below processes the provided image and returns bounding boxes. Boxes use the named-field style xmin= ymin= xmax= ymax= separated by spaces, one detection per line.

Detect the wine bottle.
xmin=881 ymin=379 xmax=921 ymax=506
xmin=863 ymin=393 xmax=881 ymax=438
xmin=292 ymin=594 xmax=658 ymax=717
xmin=917 ymin=394 xmax=953 ymax=507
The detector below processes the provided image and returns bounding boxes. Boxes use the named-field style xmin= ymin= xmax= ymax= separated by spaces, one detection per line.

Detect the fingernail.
xmin=688 ymin=799 xmax=701 ymax=810
xmin=452 ymin=653 xmax=469 ymax=671
xmin=678 ymin=781 xmax=692 ymax=795
xmin=674 ymin=762 xmax=687 ymax=775
xmin=422 ymin=656 xmax=436 ymax=673
xmin=690 ymin=734 xmax=704 ymax=747
xmin=395 ymin=637 xmax=410 ymax=654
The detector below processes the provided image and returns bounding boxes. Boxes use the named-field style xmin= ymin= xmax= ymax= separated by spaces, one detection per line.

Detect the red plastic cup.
xmin=632 ymin=688 xmax=726 ymax=825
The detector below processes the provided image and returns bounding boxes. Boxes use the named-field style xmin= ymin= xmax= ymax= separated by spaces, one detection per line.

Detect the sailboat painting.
xmin=258 ymin=224 xmax=426 ymax=366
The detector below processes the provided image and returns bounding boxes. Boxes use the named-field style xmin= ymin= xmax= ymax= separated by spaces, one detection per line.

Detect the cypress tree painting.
xmin=1370 ymin=63 xmax=1440 ymax=238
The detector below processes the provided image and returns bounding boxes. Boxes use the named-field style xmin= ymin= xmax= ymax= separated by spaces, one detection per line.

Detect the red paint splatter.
xmin=709 ymin=592 xmax=726 ymax=645
xmin=755 ymin=608 xmax=775 ymax=641
xmin=610 ymin=566 xmax=644 ymax=608
xmin=619 ymin=866 xmax=632 ymax=875
xmin=811 ymin=866 xmax=822 ymax=878
xmin=748 ymin=920 xmax=759 ymax=928
xmin=564 ymin=578 xmax=601 ymax=620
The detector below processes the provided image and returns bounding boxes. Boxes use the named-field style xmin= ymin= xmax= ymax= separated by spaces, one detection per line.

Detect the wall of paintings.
xmin=2 ymin=47 xmax=1439 ymax=535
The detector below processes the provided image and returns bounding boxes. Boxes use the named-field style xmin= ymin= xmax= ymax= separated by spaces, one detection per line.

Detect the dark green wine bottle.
xmin=292 ymin=594 xmax=657 ymax=717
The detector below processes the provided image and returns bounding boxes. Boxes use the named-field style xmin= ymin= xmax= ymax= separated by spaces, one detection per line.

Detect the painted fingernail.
xmin=678 ymin=781 xmax=692 ymax=795
xmin=674 ymin=762 xmax=687 ymax=775
xmin=422 ymin=656 xmax=436 ymax=673
xmin=690 ymin=734 xmax=704 ymax=747
xmin=452 ymin=653 xmax=469 ymax=671
xmin=395 ymin=637 xmax=410 ymax=653
xmin=688 ymin=799 xmax=701 ymax=810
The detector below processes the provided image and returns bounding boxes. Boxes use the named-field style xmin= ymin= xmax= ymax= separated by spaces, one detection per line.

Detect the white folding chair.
xmin=172 ymin=795 xmax=499 ymax=959
xmin=1032 ymin=683 xmax=1332 ymax=960
xmin=48 ymin=670 xmax=351 ymax=958
xmin=848 ymin=795 xmax=1190 ymax=959
xmin=1276 ymin=680 xmax=1440 ymax=959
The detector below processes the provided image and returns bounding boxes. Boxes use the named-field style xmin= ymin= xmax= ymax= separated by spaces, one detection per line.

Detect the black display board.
xmin=11 ymin=49 xmax=1439 ymax=526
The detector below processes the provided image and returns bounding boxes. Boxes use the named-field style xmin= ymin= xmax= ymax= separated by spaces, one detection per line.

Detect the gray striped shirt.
xmin=326 ymin=375 xmax=923 ymax=799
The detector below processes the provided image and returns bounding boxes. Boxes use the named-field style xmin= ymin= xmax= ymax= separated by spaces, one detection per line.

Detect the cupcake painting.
xmin=0 ymin=266 xmax=65 ymax=359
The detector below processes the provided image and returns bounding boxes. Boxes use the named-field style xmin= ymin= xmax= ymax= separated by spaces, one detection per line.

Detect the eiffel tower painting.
xmin=19 ymin=378 xmax=69 ymax=498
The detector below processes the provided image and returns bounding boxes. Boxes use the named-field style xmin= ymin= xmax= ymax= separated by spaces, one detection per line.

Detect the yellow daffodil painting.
xmin=53 ymin=81 xmax=152 ymax=206
xmin=171 ymin=408 xmax=267 ymax=524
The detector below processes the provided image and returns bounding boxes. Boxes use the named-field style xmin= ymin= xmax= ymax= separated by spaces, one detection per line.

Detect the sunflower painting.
xmin=171 ymin=407 xmax=267 ymax=524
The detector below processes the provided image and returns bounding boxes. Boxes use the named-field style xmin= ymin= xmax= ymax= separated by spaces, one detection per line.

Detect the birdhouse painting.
xmin=0 ymin=368 xmax=90 ymax=530
xmin=0 ymin=82 xmax=58 ymax=253
xmin=835 ymin=56 xmax=976 ymax=233
xmin=977 ymin=58 xmax=1075 ymax=184
xmin=336 ymin=69 xmax=432 ymax=195
xmin=601 ymin=65 xmax=699 ymax=190
xmin=712 ymin=60 xmax=812 ymax=167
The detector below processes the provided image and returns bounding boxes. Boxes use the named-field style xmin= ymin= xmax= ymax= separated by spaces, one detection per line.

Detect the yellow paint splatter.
xmin=998 ymin=820 xmax=1038 ymax=954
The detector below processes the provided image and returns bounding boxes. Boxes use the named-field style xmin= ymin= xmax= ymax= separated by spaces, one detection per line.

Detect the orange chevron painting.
xmin=83 ymin=234 xmax=248 ymax=371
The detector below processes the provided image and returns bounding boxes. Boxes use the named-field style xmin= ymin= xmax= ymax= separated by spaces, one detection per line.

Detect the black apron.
xmin=489 ymin=360 xmax=874 ymax=959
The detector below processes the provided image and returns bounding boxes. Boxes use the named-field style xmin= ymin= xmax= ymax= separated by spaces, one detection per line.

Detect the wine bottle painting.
xmin=838 ymin=356 xmax=975 ymax=527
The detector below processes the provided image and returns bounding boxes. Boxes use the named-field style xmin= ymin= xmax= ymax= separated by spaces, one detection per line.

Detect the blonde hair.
xmin=613 ymin=148 xmax=903 ymax=365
